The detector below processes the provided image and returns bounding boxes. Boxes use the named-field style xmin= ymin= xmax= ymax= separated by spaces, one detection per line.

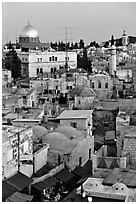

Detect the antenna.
xmin=61 ymin=27 xmax=74 ymax=72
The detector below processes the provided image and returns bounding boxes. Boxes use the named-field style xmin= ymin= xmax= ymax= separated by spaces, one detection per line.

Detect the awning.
xmin=5 ymin=172 xmax=33 ymax=191
xmin=5 ymin=192 xmax=33 ymax=202
xmin=2 ymin=181 xmax=17 ymax=202
xmin=54 ymin=169 xmax=75 ymax=184
xmin=72 ymin=160 xmax=92 ymax=178
xmin=33 ymin=176 xmax=58 ymax=192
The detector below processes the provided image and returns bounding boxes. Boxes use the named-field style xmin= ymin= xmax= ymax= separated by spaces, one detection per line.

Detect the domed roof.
xmin=54 ymin=125 xmax=84 ymax=139
xmin=69 ymin=86 xmax=96 ymax=98
xmin=20 ymin=23 xmax=39 ymax=38
xmin=32 ymin=125 xmax=48 ymax=141
xmin=42 ymin=132 xmax=76 ymax=153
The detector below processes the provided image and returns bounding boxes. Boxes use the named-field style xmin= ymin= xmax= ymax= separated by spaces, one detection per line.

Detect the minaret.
xmin=110 ymin=35 xmax=116 ymax=77
xmin=122 ymin=30 xmax=128 ymax=46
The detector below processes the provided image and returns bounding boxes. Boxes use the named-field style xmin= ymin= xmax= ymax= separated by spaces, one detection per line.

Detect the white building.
xmin=2 ymin=69 xmax=12 ymax=86
xmin=17 ymin=23 xmax=77 ymax=77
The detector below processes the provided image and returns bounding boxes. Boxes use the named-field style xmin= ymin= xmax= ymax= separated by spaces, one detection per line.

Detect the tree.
xmin=79 ymin=39 xmax=84 ymax=49
xmin=111 ymin=35 xmax=114 ymax=46
xmin=5 ymin=48 xmax=21 ymax=79
xmin=77 ymin=48 xmax=91 ymax=73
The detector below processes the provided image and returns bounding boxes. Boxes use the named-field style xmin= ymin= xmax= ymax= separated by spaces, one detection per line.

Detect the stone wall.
xmin=92 ymin=145 xmax=131 ymax=173
xmin=34 ymin=145 xmax=49 ymax=173
xmin=122 ymin=135 xmax=136 ymax=168
xmin=93 ymin=110 xmax=116 ymax=143
xmin=32 ymin=163 xmax=64 ymax=184
xmin=47 ymin=136 xmax=94 ymax=171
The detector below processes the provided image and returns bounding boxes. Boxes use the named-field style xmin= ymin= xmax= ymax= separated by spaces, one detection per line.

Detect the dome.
xmin=69 ymin=86 xmax=96 ymax=98
xmin=54 ymin=126 xmax=84 ymax=139
xmin=32 ymin=125 xmax=48 ymax=141
xmin=42 ymin=132 xmax=76 ymax=153
xmin=20 ymin=23 xmax=39 ymax=38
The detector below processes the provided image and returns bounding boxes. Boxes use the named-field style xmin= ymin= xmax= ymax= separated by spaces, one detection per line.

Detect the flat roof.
xmin=57 ymin=110 xmax=93 ymax=120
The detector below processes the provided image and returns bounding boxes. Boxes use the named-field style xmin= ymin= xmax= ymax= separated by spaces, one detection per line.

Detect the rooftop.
xmin=69 ymin=86 xmax=96 ymax=98
xmin=77 ymin=177 xmax=135 ymax=201
xmin=57 ymin=110 xmax=93 ymax=120
xmin=54 ymin=125 xmax=84 ymax=139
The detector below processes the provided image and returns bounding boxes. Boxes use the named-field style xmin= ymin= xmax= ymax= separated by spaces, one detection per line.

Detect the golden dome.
xmin=20 ymin=23 xmax=39 ymax=38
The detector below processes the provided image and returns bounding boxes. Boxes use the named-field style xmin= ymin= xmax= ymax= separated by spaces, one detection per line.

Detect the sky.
xmin=2 ymin=2 xmax=136 ymax=45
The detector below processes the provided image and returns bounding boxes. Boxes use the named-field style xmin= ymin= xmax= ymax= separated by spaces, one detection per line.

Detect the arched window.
xmin=92 ymin=82 xmax=95 ymax=89
xmin=105 ymin=82 xmax=108 ymax=89
xmin=52 ymin=56 xmax=54 ymax=61
xmin=36 ymin=68 xmax=39 ymax=75
xmin=40 ymin=68 xmax=43 ymax=73
xmin=51 ymin=68 xmax=53 ymax=73
xmin=98 ymin=82 xmax=101 ymax=89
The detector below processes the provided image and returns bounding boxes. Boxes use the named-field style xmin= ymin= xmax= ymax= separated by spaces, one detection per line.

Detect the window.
xmin=52 ymin=98 xmax=55 ymax=103
xmin=98 ymin=82 xmax=101 ymax=89
xmin=71 ymin=122 xmax=77 ymax=128
xmin=37 ymin=58 xmax=39 ymax=62
xmin=56 ymin=86 xmax=58 ymax=90
xmin=55 ymin=57 xmax=57 ymax=61
xmin=79 ymin=157 xmax=82 ymax=166
xmin=22 ymin=58 xmax=24 ymax=61
xmin=66 ymin=86 xmax=69 ymax=90
xmin=54 ymin=68 xmax=56 ymax=73
xmin=89 ymin=148 xmax=91 ymax=159
xmin=51 ymin=68 xmax=53 ymax=73
xmin=23 ymin=96 xmax=27 ymax=99
xmin=49 ymin=57 xmax=51 ymax=62
xmin=58 ymin=155 xmax=61 ymax=165
xmin=92 ymin=82 xmax=95 ymax=89
xmin=49 ymin=90 xmax=52 ymax=94
xmin=36 ymin=68 xmax=39 ymax=75
xmin=13 ymin=148 xmax=18 ymax=159
xmin=40 ymin=68 xmax=43 ymax=73
xmin=70 ymin=86 xmax=72 ymax=89
xmin=105 ymin=82 xmax=108 ymax=89
xmin=65 ymin=57 xmax=69 ymax=61
xmin=52 ymin=56 xmax=54 ymax=61
xmin=25 ymin=58 xmax=27 ymax=62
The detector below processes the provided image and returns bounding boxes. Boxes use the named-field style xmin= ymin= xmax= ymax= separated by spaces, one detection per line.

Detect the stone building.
xmin=42 ymin=126 xmax=94 ymax=170
xmin=92 ymin=101 xmax=119 ymax=152
xmin=12 ymin=87 xmax=37 ymax=108
xmin=2 ymin=69 xmax=12 ymax=87
xmin=57 ymin=110 xmax=93 ymax=137
xmin=69 ymin=86 xmax=96 ymax=109
xmin=2 ymin=125 xmax=33 ymax=179
xmin=116 ymin=125 xmax=136 ymax=169
xmin=89 ymin=73 xmax=114 ymax=99
xmin=16 ymin=23 xmax=77 ymax=77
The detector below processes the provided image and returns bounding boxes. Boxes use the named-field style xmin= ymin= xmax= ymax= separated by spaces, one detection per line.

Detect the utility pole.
xmin=62 ymin=27 xmax=73 ymax=72
xmin=62 ymin=27 xmax=73 ymax=106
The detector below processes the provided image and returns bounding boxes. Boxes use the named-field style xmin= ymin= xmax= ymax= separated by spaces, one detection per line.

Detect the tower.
xmin=122 ymin=30 xmax=128 ymax=46
xmin=110 ymin=44 xmax=116 ymax=77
